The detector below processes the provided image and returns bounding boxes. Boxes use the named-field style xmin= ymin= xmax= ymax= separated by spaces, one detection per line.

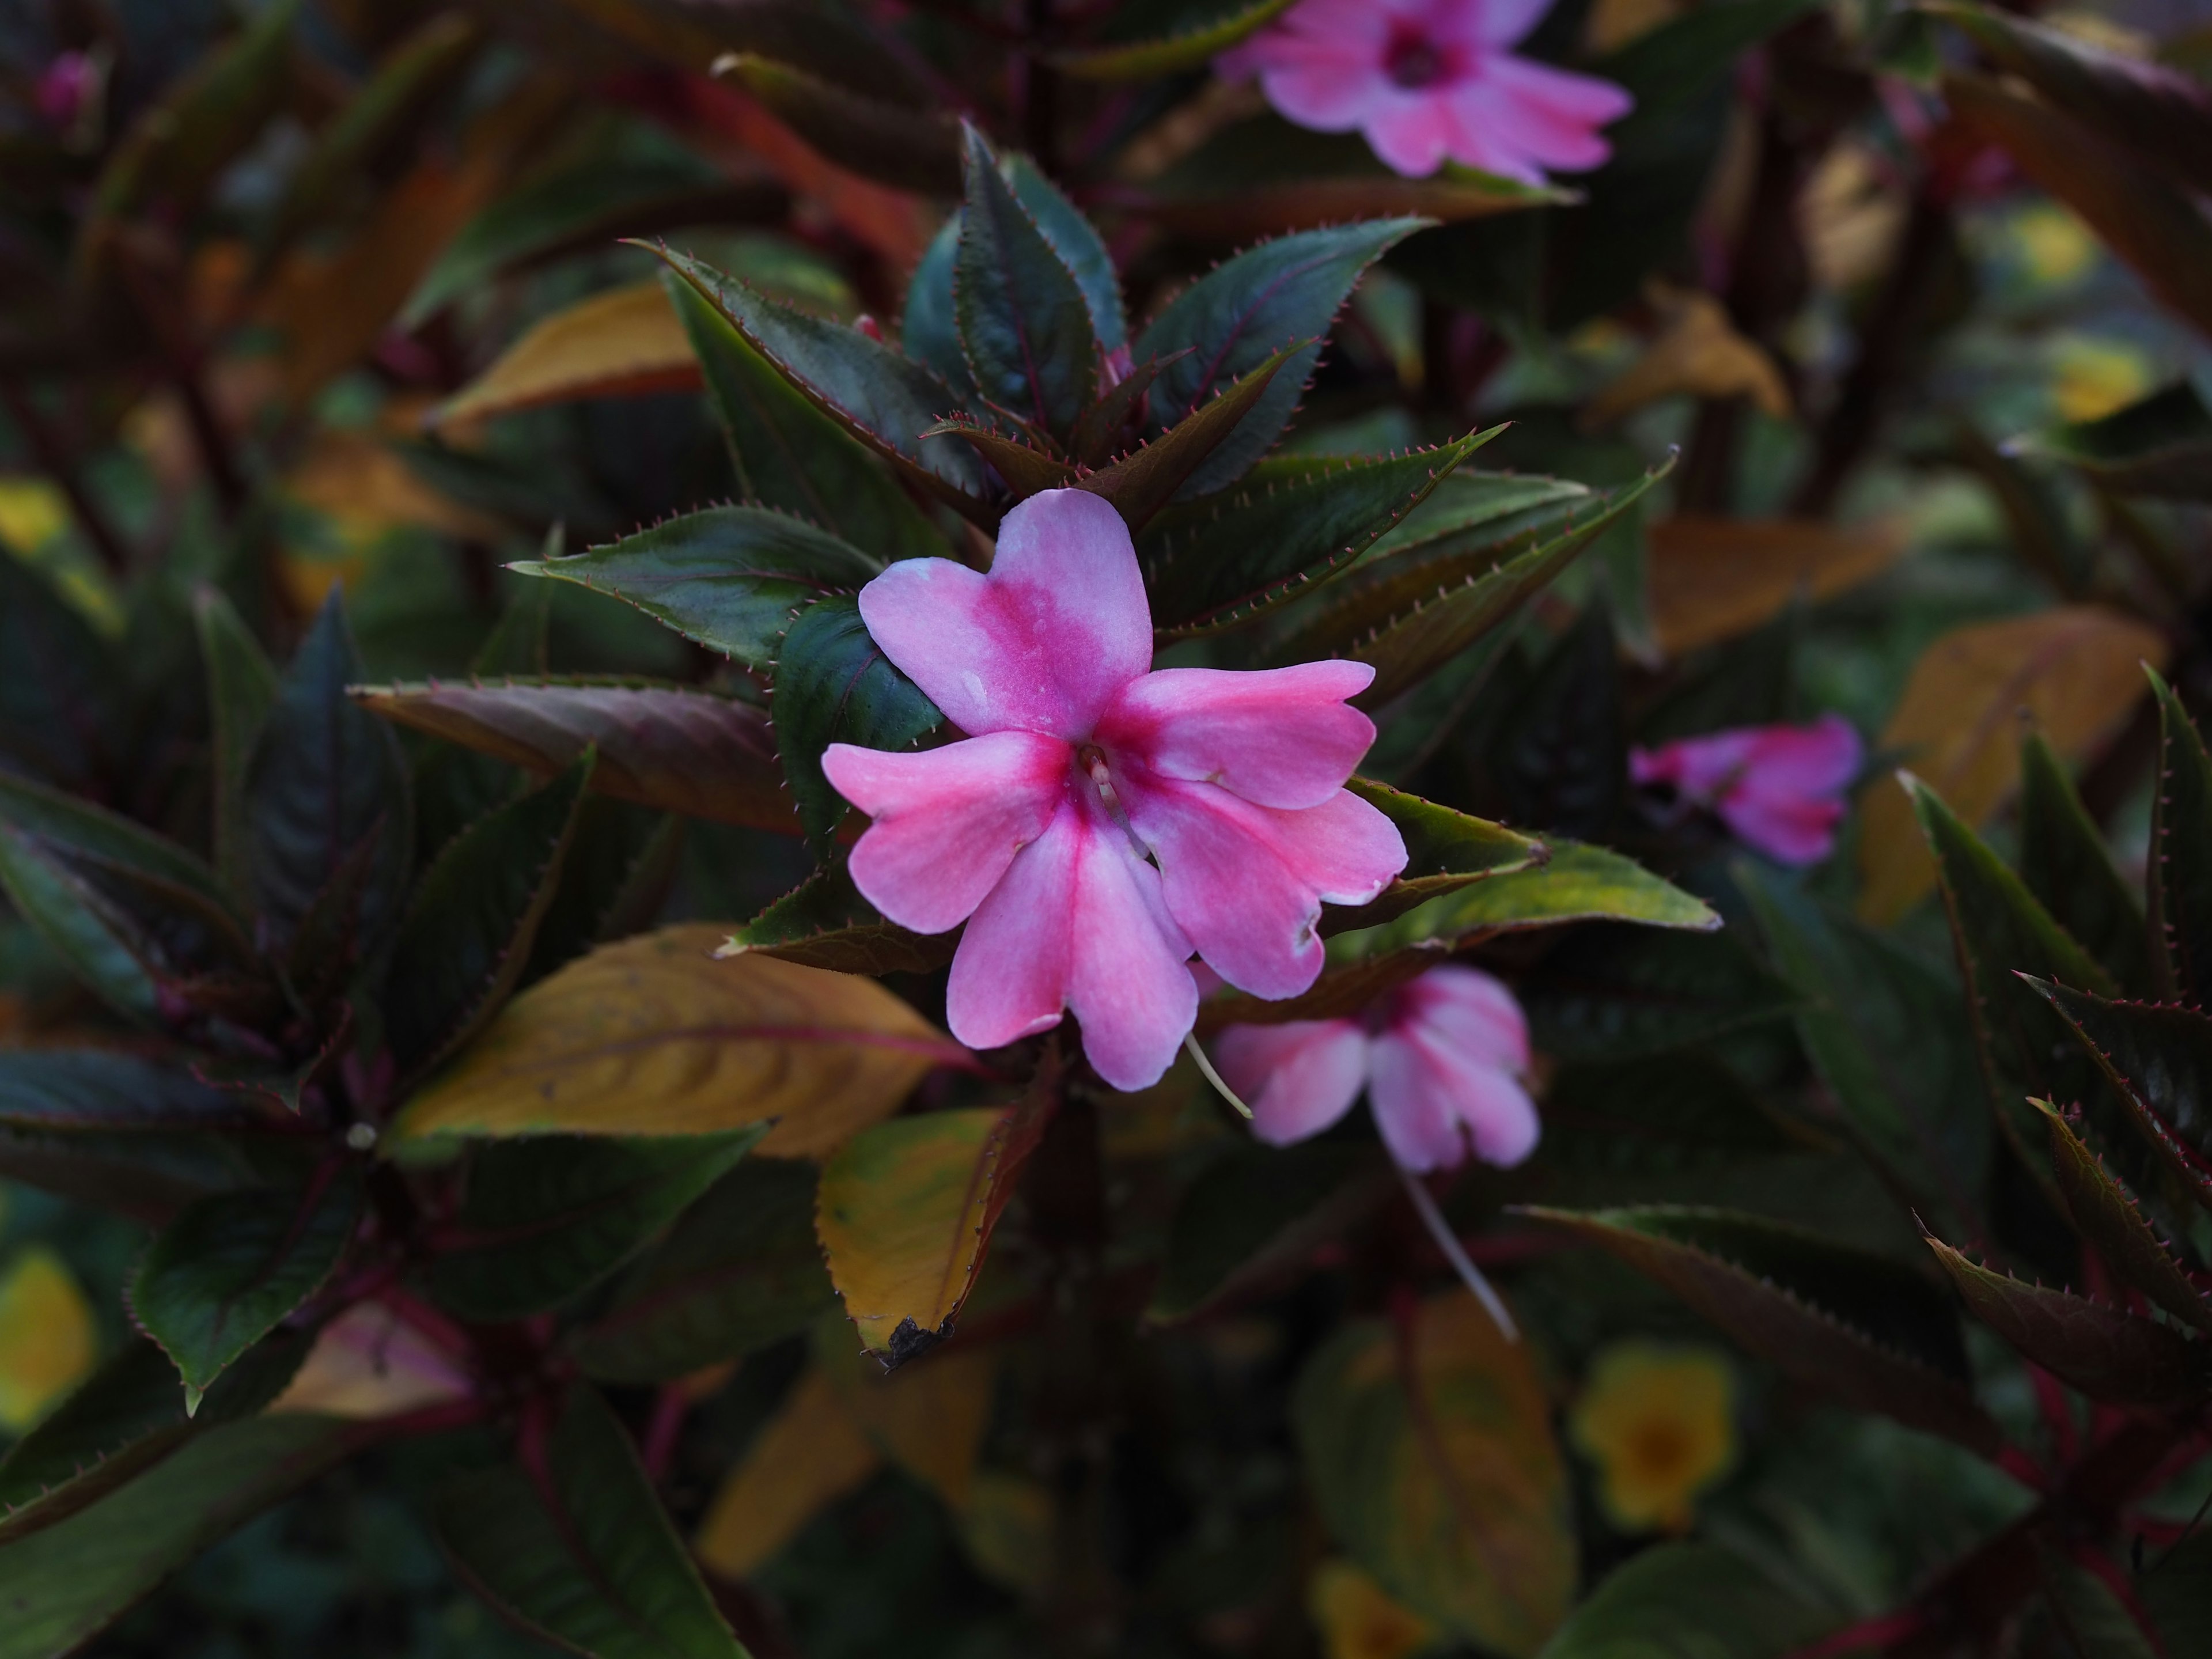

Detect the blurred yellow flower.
xmin=0 ymin=1247 xmax=96 ymax=1431
xmin=1569 ymin=1340 xmax=1736 ymax=1532
xmin=2050 ymin=339 xmax=2153 ymax=424
xmin=2013 ymin=204 xmax=2098 ymax=289
xmin=1309 ymin=1559 xmax=1438 ymax=1659
xmin=0 ymin=479 xmax=67 ymax=554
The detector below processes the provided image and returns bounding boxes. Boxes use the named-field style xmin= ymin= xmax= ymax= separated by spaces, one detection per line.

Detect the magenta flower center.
xmin=1384 ymin=30 xmax=1453 ymax=90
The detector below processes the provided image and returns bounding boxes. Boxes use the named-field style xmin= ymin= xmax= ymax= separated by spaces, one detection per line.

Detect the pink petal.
xmin=1455 ymin=0 xmax=1557 ymax=48
xmin=1256 ymin=60 xmax=1390 ymax=131
xmin=1737 ymin=713 xmax=1863 ymax=797
xmin=946 ymin=783 xmax=1196 ymax=1089
xmin=856 ymin=490 xmax=1153 ymax=742
xmin=1097 ymin=661 xmax=1378 ymax=810
xmin=1468 ymin=55 xmax=1633 ymax=175
xmin=1389 ymin=963 xmax=1529 ymax=1072
xmin=824 ymin=732 xmax=1070 ymax=934
xmin=1629 ymin=728 xmax=1762 ymax=803
xmin=1370 ymin=1022 xmax=1541 ymax=1172
xmin=1120 ymin=777 xmax=1405 ymax=1001
xmin=1363 ymin=93 xmax=1457 ymax=177
xmin=1214 ymin=1020 xmax=1372 ymax=1145
xmin=1718 ymin=790 xmax=1846 ymax=866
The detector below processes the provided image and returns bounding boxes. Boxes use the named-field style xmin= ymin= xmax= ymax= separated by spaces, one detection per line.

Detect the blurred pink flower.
xmin=34 ymin=50 xmax=97 ymax=131
xmin=1217 ymin=0 xmax=1633 ymax=184
xmin=1213 ymin=964 xmax=1537 ymax=1172
xmin=1629 ymin=714 xmax=1863 ymax=866
xmin=824 ymin=489 xmax=1405 ymax=1092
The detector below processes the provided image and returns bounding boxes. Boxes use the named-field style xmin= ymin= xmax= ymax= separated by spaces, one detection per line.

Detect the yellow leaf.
xmin=391 ymin=925 xmax=957 ymax=1156
xmin=430 ymin=282 xmax=702 ymax=429
xmin=1858 ymin=608 xmax=2166 ymax=923
xmin=266 ymin=1303 xmax=473 ymax=1420
xmin=1566 ymin=1341 xmax=1736 ymax=1532
xmin=693 ymin=1368 xmax=880 ymax=1579
xmin=0 ymin=1247 xmax=96 ymax=1431
xmin=2049 ymin=337 xmax=2154 ymax=424
xmin=1310 ymin=1559 xmax=1441 ymax=1659
xmin=1647 ymin=516 xmax=1904 ymax=656
xmin=816 ymin=1067 xmax=1053 ymax=1357
xmin=0 ymin=479 xmax=68 ymax=554
xmin=282 ymin=430 xmax=505 ymax=550
xmin=1581 ymin=287 xmax=1790 ymax=431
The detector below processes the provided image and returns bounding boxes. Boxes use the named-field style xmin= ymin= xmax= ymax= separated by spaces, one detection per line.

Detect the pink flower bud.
xmin=1630 ymin=714 xmax=1863 ymax=866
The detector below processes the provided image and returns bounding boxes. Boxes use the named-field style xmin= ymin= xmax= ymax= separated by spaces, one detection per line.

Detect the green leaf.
xmin=1539 ymin=1053 xmax=1801 ymax=1169
xmin=771 ymin=596 xmax=941 ymax=852
xmin=382 ymin=753 xmax=594 ymax=1077
xmin=1516 ymin=1205 xmax=2002 ymax=1452
xmin=1484 ymin=600 xmax=1624 ymax=839
xmin=1534 ymin=1543 xmax=1842 ymax=1659
xmin=2142 ymin=1532 xmax=2212 ymax=1652
xmin=2020 ymin=731 xmax=2149 ymax=993
xmin=510 ymin=505 xmax=881 ymax=668
xmin=131 ymin=1169 xmax=365 ymax=1407
xmin=0 ymin=772 xmax=240 ymax=940
xmin=435 ymin=1384 xmax=745 ymax=1659
xmin=248 ymin=594 xmax=411 ymax=955
xmin=955 ymin=125 xmax=1100 ymax=439
xmin=1076 ymin=344 xmax=1298 ymax=535
xmin=428 ymin=1131 xmax=766 ymax=1321
xmin=569 ymin=1157 xmax=835 ymax=1382
xmin=1328 ymin=777 xmax=1546 ymax=929
xmin=902 ymin=215 xmax=974 ymax=399
xmin=656 ymin=250 xmax=994 ymax=520
xmin=1325 ymin=466 xmax=1664 ymax=707
xmin=2146 ymin=669 xmax=2212 ymax=1003
xmin=924 ymin=416 xmax=1075 ymax=497
xmin=1054 ymin=0 xmax=1299 ymax=78
xmin=2031 ymin=1099 xmax=2212 ymax=1334
xmin=355 ymin=678 xmax=802 ymax=835
xmin=0 ymin=1334 xmax=305 ymax=1545
xmin=2012 ymin=381 xmax=2212 ymax=502
xmin=2029 ymin=979 xmax=2212 ymax=1214
xmin=521 ymin=800 xmax=683 ymax=986
xmin=1149 ymin=1141 xmax=1387 ymax=1323
xmin=1142 ymin=430 xmax=1494 ymax=634
xmin=0 ymin=1412 xmax=358 ymax=1659
xmin=192 ymin=588 xmax=279 ymax=908
xmin=1293 ymin=1293 xmax=1574 ymax=1655
xmin=1136 ymin=219 xmax=1431 ymax=496
xmin=1520 ymin=927 xmax=1798 ymax=1063
xmin=1006 ymin=154 xmax=1124 ymax=353
xmin=711 ymin=54 xmax=960 ymax=194
xmin=0 ymin=830 xmax=161 ymax=1025
xmin=0 ymin=1051 xmax=257 ymax=1135
xmin=1924 ymin=1233 xmax=2210 ymax=1406
xmin=666 ymin=273 xmax=949 ymax=563
xmin=720 ymin=855 xmax=955 ymax=977
xmin=0 ymin=554 xmax=110 ymax=793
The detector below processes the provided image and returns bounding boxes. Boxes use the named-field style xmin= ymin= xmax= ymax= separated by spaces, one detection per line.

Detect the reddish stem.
xmin=641 ymin=1385 xmax=690 ymax=1483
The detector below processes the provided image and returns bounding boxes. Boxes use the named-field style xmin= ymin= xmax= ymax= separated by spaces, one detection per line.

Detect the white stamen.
xmin=1184 ymin=1032 xmax=1253 ymax=1119
xmin=1397 ymin=1161 xmax=1518 ymax=1342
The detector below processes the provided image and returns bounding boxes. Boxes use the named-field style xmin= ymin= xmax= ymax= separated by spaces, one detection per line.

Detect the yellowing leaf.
xmin=266 ymin=1303 xmax=473 ymax=1420
xmin=816 ymin=1063 xmax=1054 ymax=1358
xmin=0 ymin=1247 xmax=96 ymax=1431
xmin=1858 ymin=608 xmax=2166 ymax=923
xmin=432 ymin=282 xmax=702 ymax=428
xmin=392 ymin=925 xmax=958 ymax=1156
xmin=1647 ymin=516 xmax=1903 ymax=656
xmin=282 ymin=430 xmax=504 ymax=549
xmin=1309 ymin=1559 xmax=1441 ymax=1659
xmin=693 ymin=1368 xmax=880 ymax=1579
xmin=821 ymin=1332 xmax=997 ymax=1512
xmin=1581 ymin=287 xmax=1790 ymax=431
xmin=1566 ymin=1342 xmax=1736 ymax=1532
xmin=0 ymin=480 xmax=68 ymax=554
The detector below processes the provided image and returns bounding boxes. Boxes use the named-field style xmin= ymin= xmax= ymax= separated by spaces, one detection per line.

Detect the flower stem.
xmin=1396 ymin=1163 xmax=1518 ymax=1343
xmin=1182 ymin=1032 xmax=1251 ymax=1119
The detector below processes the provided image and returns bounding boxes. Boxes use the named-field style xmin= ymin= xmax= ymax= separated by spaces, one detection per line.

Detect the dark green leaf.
xmin=771 ymin=597 xmax=941 ymax=852
xmin=900 ymin=215 xmax=974 ymax=399
xmin=1487 ymin=600 xmax=1624 ymax=839
xmin=0 ymin=830 xmax=162 ymax=1025
xmin=1006 ymin=154 xmax=1124 ymax=353
xmin=1148 ymin=1141 xmax=1387 ymax=1323
xmin=2142 ymin=1532 xmax=2212 ymax=1652
xmin=435 ymin=1384 xmax=745 ymax=1658
xmin=2032 ymin=1099 xmax=2211 ymax=1333
xmin=1540 ymin=1054 xmax=1800 ymax=1171
xmin=383 ymin=754 xmax=594 ymax=1077
xmin=1534 ymin=1543 xmax=1842 ymax=1659
xmin=2029 ymin=979 xmax=2212 ymax=1214
xmin=562 ymin=0 xmax=929 ymax=102
xmin=2012 ymin=381 xmax=2212 ymax=502
xmin=658 ymin=248 xmax=994 ymax=518
xmin=357 ymin=678 xmax=801 ymax=835
xmin=0 ymin=555 xmax=109 ymax=792
xmin=1136 ymin=219 xmax=1430 ymax=496
xmin=1925 ymin=1234 xmax=2210 ymax=1406
xmin=925 ymin=416 xmax=1076 ymax=497
xmin=569 ymin=1157 xmax=834 ymax=1382
xmin=0 ymin=1412 xmax=358 ymax=1659
xmin=1516 ymin=1205 xmax=2002 ymax=1451
xmin=522 ymin=801 xmax=684 ymax=985
xmin=0 ymin=773 xmax=238 ymax=937
xmin=720 ymin=855 xmax=954 ymax=976
xmin=667 ymin=272 xmax=948 ymax=562
xmin=1143 ymin=429 xmax=1492 ymax=633
xmin=429 ymin=1131 xmax=766 ymax=1321
xmin=711 ymin=54 xmax=960 ymax=194
xmin=1521 ymin=926 xmax=1798 ymax=1063
xmin=192 ymin=588 xmax=279 ymax=908
xmin=2020 ymin=731 xmax=2149 ymax=993
xmin=131 ymin=1168 xmax=363 ymax=1407
xmin=0 ymin=1051 xmax=258 ymax=1135
xmin=1076 ymin=344 xmax=1297 ymax=535
xmin=955 ymin=125 xmax=1100 ymax=438
xmin=511 ymin=505 xmax=882 ymax=668
xmin=1054 ymin=0 xmax=1298 ymax=77
xmin=2147 ymin=669 xmax=2212 ymax=1003
xmin=248 ymin=594 xmax=410 ymax=955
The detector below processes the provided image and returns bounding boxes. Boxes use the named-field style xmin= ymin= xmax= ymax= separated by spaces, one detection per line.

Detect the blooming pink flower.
xmin=1629 ymin=714 xmax=1863 ymax=866
xmin=1213 ymin=963 xmax=1538 ymax=1172
xmin=1217 ymin=0 xmax=1634 ymax=185
xmin=822 ymin=490 xmax=1407 ymax=1092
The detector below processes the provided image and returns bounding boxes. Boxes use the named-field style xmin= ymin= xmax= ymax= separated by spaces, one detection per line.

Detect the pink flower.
xmin=1213 ymin=964 xmax=1538 ymax=1172
xmin=1629 ymin=714 xmax=1863 ymax=866
xmin=1217 ymin=0 xmax=1634 ymax=184
xmin=822 ymin=490 xmax=1407 ymax=1092
xmin=34 ymin=51 xmax=96 ymax=131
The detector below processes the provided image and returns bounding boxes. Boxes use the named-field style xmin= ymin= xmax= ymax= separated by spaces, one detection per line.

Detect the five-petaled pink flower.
xmin=1217 ymin=0 xmax=1634 ymax=184
xmin=1214 ymin=964 xmax=1538 ymax=1172
xmin=1629 ymin=714 xmax=1863 ymax=866
xmin=822 ymin=490 xmax=1407 ymax=1092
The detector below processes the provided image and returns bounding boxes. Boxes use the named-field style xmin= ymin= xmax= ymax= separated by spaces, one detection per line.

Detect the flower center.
xmin=1385 ymin=32 xmax=1449 ymax=89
